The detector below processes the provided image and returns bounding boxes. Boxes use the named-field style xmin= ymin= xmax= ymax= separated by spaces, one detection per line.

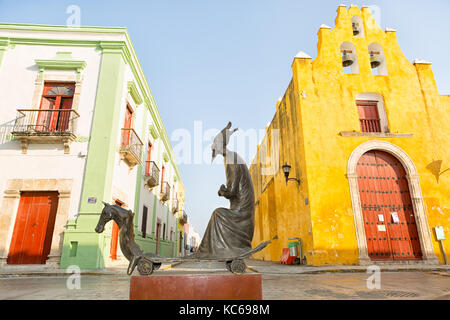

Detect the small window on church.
xmin=355 ymin=93 xmax=389 ymax=133
xmin=356 ymin=100 xmax=381 ymax=132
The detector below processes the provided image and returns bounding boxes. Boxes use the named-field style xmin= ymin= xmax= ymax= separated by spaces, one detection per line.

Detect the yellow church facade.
xmin=249 ymin=5 xmax=449 ymax=266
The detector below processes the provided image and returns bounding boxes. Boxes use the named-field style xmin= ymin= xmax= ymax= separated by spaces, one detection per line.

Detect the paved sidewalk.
xmin=0 ymin=271 xmax=449 ymax=300
xmin=0 ymin=263 xmax=173 ymax=277
xmin=1 ymin=259 xmax=448 ymax=277
xmin=0 ymin=259 xmax=449 ymax=300
xmin=245 ymin=259 xmax=450 ymax=275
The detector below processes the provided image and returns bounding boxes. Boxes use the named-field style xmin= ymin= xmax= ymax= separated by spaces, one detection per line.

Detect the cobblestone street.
xmin=0 ymin=269 xmax=448 ymax=300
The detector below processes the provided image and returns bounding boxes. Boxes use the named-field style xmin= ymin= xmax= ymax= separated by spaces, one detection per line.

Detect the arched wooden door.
xmin=37 ymin=83 xmax=75 ymax=132
xmin=356 ymin=150 xmax=422 ymax=261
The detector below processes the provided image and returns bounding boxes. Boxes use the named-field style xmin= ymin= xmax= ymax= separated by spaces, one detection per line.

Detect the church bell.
xmin=342 ymin=50 xmax=354 ymax=67
xmin=352 ymin=23 xmax=360 ymax=36
xmin=370 ymin=53 xmax=381 ymax=68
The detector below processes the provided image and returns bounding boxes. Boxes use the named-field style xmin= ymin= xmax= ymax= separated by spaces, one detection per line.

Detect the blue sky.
xmin=1 ymin=0 xmax=449 ymax=236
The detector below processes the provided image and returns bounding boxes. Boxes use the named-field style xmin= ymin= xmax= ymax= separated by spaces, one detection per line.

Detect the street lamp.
xmin=282 ymin=163 xmax=301 ymax=186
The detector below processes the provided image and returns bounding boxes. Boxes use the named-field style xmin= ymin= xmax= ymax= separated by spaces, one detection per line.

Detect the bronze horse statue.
xmin=95 ymin=201 xmax=158 ymax=275
xmin=94 ymin=122 xmax=276 ymax=275
xmin=95 ymin=200 xmax=274 ymax=275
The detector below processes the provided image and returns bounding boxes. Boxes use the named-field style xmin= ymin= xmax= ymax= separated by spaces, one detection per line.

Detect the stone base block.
xmin=129 ymin=274 xmax=262 ymax=300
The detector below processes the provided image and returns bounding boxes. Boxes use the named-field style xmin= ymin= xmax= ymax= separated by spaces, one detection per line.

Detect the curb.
xmin=0 ymin=262 xmax=187 ymax=277
xmin=161 ymin=261 xmax=184 ymax=271
xmin=246 ymin=266 xmax=259 ymax=273
xmin=246 ymin=266 xmax=450 ymax=275
xmin=1 ymin=266 xmax=448 ymax=277
xmin=0 ymin=272 xmax=125 ymax=278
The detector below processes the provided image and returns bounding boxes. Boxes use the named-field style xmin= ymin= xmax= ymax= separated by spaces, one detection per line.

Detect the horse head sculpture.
xmin=95 ymin=201 xmax=143 ymax=267
xmin=94 ymin=201 xmax=115 ymax=233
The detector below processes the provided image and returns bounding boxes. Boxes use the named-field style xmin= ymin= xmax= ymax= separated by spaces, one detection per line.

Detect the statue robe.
xmin=194 ymin=151 xmax=255 ymax=259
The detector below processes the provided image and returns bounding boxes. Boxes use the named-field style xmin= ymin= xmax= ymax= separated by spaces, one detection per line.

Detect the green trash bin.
xmin=288 ymin=241 xmax=298 ymax=258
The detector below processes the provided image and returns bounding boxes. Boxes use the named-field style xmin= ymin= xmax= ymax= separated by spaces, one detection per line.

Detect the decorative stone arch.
xmin=346 ymin=140 xmax=438 ymax=265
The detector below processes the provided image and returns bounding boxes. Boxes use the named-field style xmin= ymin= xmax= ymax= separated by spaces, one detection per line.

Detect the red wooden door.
xmin=356 ymin=100 xmax=381 ymax=132
xmin=160 ymin=166 xmax=165 ymax=192
xmin=110 ymin=222 xmax=119 ymax=260
xmin=124 ymin=105 xmax=133 ymax=128
xmin=37 ymin=97 xmax=56 ymax=131
xmin=37 ymin=83 xmax=74 ymax=132
xmin=122 ymin=105 xmax=134 ymax=146
xmin=145 ymin=143 xmax=152 ymax=175
xmin=357 ymin=151 xmax=422 ymax=261
xmin=57 ymin=98 xmax=73 ymax=131
xmin=7 ymin=192 xmax=59 ymax=264
xmin=110 ymin=200 xmax=123 ymax=260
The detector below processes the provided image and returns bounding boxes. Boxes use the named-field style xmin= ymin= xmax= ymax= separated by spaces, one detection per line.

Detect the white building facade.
xmin=0 ymin=23 xmax=184 ymax=269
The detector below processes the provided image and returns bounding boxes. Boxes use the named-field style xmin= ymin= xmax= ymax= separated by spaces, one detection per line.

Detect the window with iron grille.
xmin=356 ymin=100 xmax=381 ymax=133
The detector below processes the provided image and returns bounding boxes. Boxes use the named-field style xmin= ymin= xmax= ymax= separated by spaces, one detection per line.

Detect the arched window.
xmin=355 ymin=93 xmax=389 ymax=133
xmin=340 ymin=42 xmax=359 ymax=74
xmin=351 ymin=16 xmax=364 ymax=37
xmin=368 ymin=43 xmax=388 ymax=75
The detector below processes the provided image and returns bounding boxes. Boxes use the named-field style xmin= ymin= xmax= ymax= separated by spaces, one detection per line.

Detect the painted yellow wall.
xmin=250 ymin=5 xmax=450 ymax=265
xmin=177 ymin=181 xmax=186 ymax=253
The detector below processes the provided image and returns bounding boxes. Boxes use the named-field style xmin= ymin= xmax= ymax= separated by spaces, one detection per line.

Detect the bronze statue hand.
xmin=218 ymin=184 xmax=228 ymax=197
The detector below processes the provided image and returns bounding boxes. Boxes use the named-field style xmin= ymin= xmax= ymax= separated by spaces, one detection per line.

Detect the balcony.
xmin=161 ymin=181 xmax=170 ymax=202
xmin=171 ymin=199 xmax=179 ymax=214
xmin=120 ymin=128 xmax=143 ymax=167
xmin=11 ymin=109 xmax=79 ymax=154
xmin=144 ymin=161 xmax=160 ymax=188
xmin=179 ymin=210 xmax=188 ymax=224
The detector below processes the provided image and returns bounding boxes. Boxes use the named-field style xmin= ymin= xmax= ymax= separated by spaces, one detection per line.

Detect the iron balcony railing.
xmin=144 ymin=161 xmax=160 ymax=188
xmin=179 ymin=210 xmax=188 ymax=224
xmin=120 ymin=128 xmax=143 ymax=163
xmin=161 ymin=181 xmax=171 ymax=202
xmin=171 ymin=199 xmax=179 ymax=213
xmin=360 ymin=119 xmax=381 ymax=133
xmin=12 ymin=109 xmax=79 ymax=134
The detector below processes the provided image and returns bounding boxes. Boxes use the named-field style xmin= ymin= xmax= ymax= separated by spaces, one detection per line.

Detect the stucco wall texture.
xmin=250 ymin=5 xmax=450 ymax=266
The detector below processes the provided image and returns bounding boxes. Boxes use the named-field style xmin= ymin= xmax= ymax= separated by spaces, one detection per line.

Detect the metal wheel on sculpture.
xmin=229 ymin=259 xmax=246 ymax=274
xmin=137 ymin=259 xmax=154 ymax=275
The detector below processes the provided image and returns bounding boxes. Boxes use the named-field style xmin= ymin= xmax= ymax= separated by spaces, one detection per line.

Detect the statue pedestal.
xmin=129 ymin=273 xmax=262 ymax=300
